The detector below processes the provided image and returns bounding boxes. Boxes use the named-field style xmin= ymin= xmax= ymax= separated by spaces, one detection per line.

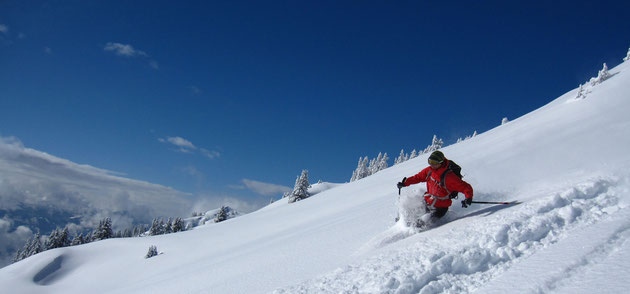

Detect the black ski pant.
xmin=425 ymin=205 xmax=448 ymax=220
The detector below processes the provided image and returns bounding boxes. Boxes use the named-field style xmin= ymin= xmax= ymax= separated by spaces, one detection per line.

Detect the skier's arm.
xmin=445 ymin=173 xmax=473 ymax=199
xmin=404 ymin=167 xmax=430 ymax=186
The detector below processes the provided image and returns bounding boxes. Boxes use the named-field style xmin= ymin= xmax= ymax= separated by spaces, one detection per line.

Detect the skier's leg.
xmin=430 ymin=207 xmax=448 ymax=220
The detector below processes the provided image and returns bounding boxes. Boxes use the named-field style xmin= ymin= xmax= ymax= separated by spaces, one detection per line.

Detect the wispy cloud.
xmin=0 ymin=24 xmax=8 ymax=35
xmin=159 ymin=136 xmax=220 ymax=159
xmin=159 ymin=136 xmax=196 ymax=151
xmin=241 ymin=179 xmax=291 ymax=196
xmin=104 ymin=42 xmax=148 ymax=57
xmin=104 ymin=42 xmax=158 ymax=70
xmin=0 ymin=136 xmax=192 ymax=218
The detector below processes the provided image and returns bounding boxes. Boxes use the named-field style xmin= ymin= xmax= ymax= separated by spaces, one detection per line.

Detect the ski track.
xmin=536 ymin=220 xmax=630 ymax=293
xmin=273 ymin=177 xmax=623 ymax=294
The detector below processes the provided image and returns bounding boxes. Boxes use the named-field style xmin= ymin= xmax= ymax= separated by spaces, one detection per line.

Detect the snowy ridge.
xmin=0 ymin=60 xmax=629 ymax=293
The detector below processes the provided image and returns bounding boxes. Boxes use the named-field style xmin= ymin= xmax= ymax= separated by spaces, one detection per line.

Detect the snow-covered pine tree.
xmin=395 ymin=149 xmax=406 ymax=165
xmin=576 ymin=83 xmax=587 ymax=99
xmin=171 ymin=217 xmax=185 ymax=233
xmin=145 ymin=245 xmax=158 ymax=259
xmin=71 ymin=233 xmax=85 ymax=246
xmin=12 ymin=248 xmax=23 ymax=263
xmin=149 ymin=218 xmax=164 ymax=236
xmin=590 ymin=63 xmax=610 ymax=86
xmin=289 ymin=170 xmax=310 ymax=203
xmin=410 ymin=149 xmax=417 ymax=159
xmin=367 ymin=155 xmax=379 ymax=176
xmin=423 ymin=135 xmax=444 ymax=154
xmin=214 ymin=206 xmax=229 ymax=223
xmin=350 ymin=157 xmax=369 ymax=182
xmin=45 ymin=227 xmax=71 ymax=250
xmin=377 ymin=152 xmax=389 ymax=172
xmin=30 ymin=233 xmax=42 ymax=256
xmin=165 ymin=218 xmax=173 ymax=234
xmin=15 ymin=233 xmax=43 ymax=262
xmin=92 ymin=218 xmax=114 ymax=241
xmin=624 ymin=47 xmax=630 ymax=62
xmin=44 ymin=228 xmax=60 ymax=250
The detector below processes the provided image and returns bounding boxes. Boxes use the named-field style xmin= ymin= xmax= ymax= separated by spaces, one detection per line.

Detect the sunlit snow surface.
xmin=1 ymin=61 xmax=629 ymax=293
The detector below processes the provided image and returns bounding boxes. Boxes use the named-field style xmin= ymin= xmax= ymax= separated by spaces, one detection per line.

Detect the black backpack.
xmin=428 ymin=161 xmax=463 ymax=199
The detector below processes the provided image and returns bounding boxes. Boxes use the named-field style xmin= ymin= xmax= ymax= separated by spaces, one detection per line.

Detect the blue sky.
xmin=1 ymin=1 xmax=629 ymax=208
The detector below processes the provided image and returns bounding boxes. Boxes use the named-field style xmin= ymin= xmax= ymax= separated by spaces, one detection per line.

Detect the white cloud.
xmin=104 ymin=42 xmax=148 ymax=57
xmin=159 ymin=136 xmax=220 ymax=159
xmin=200 ymin=148 xmax=220 ymax=159
xmin=0 ymin=135 xmax=193 ymax=224
xmin=0 ymin=24 xmax=8 ymax=34
xmin=0 ymin=217 xmax=33 ymax=266
xmin=241 ymin=179 xmax=291 ymax=196
xmin=162 ymin=136 xmax=196 ymax=150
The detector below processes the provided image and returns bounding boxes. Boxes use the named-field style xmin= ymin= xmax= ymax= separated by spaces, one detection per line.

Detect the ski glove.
xmin=462 ymin=197 xmax=473 ymax=208
xmin=396 ymin=177 xmax=407 ymax=189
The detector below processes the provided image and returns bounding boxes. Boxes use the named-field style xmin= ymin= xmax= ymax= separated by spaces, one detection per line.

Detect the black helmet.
xmin=428 ymin=151 xmax=445 ymax=165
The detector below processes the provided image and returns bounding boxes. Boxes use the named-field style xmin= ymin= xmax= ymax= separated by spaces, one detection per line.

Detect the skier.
xmin=396 ymin=151 xmax=473 ymax=225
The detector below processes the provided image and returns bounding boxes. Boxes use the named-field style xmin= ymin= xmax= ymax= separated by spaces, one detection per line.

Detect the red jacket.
xmin=404 ymin=160 xmax=473 ymax=208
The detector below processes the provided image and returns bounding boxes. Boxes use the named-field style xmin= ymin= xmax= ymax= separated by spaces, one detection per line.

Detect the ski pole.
xmin=462 ymin=200 xmax=514 ymax=208
xmin=471 ymin=201 xmax=512 ymax=205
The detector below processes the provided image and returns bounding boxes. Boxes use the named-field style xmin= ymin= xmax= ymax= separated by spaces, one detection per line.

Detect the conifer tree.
xmin=377 ymin=152 xmax=389 ymax=172
xmin=423 ymin=135 xmax=444 ymax=154
xmin=145 ymin=245 xmax=158 ymax=259
xmin=165 ymin=218 xmax=173 ymax=234
xmin=171 ymin=217 xmax=185 ymax=233
xmin=350 ymin=157 xmax=369 ymax=182
xmin=289 ymin=170 xmax=311 ymax=203
xmin=149 ymin=218 xmax=164 ymax=236
xmin=214 ymin=206 xmax=229 ymax=223
xmin=590 ymin=63 xmax=610 ymax=86
xmin=395 ymin=149 xmax=406 ymax=165
xmin=92 ymin=218 xmax=114 ymax=241
xmin=71 ymin=233 xmax=85 ymax=246
xmin=28 ymin=233 xmax=42 ymax=257
xmin=15 ymin=233 xmax=43 ymax=262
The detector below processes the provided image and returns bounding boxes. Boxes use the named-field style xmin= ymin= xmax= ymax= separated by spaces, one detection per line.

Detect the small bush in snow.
xmin=145 ymin=245 xmax=158 ymax=259
xmin=589 ymin=63 xmax=609 ymax=86
xmin=575 ymin=63 xmax=611 ymax=100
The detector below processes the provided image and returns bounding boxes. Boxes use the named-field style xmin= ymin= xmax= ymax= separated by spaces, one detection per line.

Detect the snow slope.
xmin=1 ymin=60 xmax=629 ymax=294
